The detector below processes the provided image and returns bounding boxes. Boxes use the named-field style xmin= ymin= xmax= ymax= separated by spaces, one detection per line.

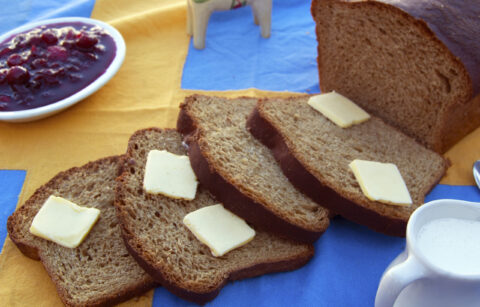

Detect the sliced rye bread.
xmin=7 ymin=156 xmax=156 ymax=307
xmin=311 ymin=0 xmax=480 ymax=153
xmin=114 ymin=128 xmax=314 ymax=304
xmin=246 ymin=96 xmax=448 ymax=236
xmin=176 ymin=94 xmax=330 ymax=243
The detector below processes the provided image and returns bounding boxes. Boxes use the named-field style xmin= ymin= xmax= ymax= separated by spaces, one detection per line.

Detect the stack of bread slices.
xmin=7 ymin=92 xmax=447 ymax=306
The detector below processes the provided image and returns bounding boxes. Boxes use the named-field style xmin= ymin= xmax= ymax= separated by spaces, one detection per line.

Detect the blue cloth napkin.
xmin=0 ymin=0 xmax=95 ymax=35
xmin=0 ymin=170 xmax=26 ymax=252
xmin=182 ymin=0 xmax=320 ymax=93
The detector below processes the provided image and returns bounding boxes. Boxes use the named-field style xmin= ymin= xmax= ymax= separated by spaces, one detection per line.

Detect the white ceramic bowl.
xmin=0 ymin=17 xmax=126 ymax=123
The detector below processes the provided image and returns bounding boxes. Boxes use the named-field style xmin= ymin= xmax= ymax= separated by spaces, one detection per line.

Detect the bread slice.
xmin=311 ymin=0 xmax=480 ymax=153
xmin=176 ymin=94 xmax=330 ymax=243
xmin=7 ymin=156 xmax=156 ymax=307
xmin=114 ymin=128 xmax=314 ymax=304
xmin=246 ymin=96 xmax=448 ymax=236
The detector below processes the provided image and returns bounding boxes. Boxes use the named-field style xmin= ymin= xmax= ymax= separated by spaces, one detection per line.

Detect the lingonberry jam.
xmin=0 ymin=22 xmax=116 ymax=111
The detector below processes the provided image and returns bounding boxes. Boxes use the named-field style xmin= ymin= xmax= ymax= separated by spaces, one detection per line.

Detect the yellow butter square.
xmin=143 ymin=150 xmax=198 ymax=200
xmin=30 ymin=195 xmax=100 ymax=248
xmin=183 ymin=204 xmax=255 ymax=257
xmin=308 ymin=92 xmax=370 ymax=128
xmin=349 ymin=159 xmax=412 ymax=206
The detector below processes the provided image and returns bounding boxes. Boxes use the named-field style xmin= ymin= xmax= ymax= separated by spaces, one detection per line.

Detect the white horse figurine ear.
xmin=187 ymin=0 xmax=272 ymax=49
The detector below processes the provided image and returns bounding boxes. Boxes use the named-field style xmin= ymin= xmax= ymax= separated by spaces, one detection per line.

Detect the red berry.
xmin=66 ymin=29 xmax=76 ymax=40
xmin=76 ymin=32 xmax=98 ymax=49
xmin=6 ymin=66 xmax=30 ymax=84
xmin=31 ymin=58 xmax=47 ymax=68
xmin=7 ymin=54 xmax=24 ymax=66
xmin=26 ymin=35 xmax=42 ymax=46
xmin=0 ymin=47 xmax=11 ymax=57
xmin=41 ymin=31 xmax=58 ymax=44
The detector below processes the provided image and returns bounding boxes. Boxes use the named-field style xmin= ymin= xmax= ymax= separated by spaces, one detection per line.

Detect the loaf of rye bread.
xmin=114 ymin=128 xmax=315 ymax=304
xmin=311 ymin=0 xmax=480 ymax=153
xmin=176 ymin=94 xmax=330 ymax=243
xmin=247 ymin=96 xmax=448 ymax=236
xmin=7 ymin=156 xmax=156 ymax=307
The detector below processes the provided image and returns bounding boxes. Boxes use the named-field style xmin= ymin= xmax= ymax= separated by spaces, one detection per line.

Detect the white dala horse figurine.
xmin=187 ymin=0 xmax=272 ymax=49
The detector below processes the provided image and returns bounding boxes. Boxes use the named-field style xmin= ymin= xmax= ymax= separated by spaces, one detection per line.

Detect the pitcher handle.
xmin=375 ymin=255 xmax=427 ymax=307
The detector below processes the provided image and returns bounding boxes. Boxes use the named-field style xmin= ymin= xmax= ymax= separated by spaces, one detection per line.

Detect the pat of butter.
xmin=143 ymin=150 xmax=198 ymax=200
xmin=183 ymin=204 xmax=255 ymax=257
xmin=308 ymin=91 xmax=370 ymax=128
xmin=29 ymin=195 xmax=100 ymax=248
xmin=349 ymin=159 xmax=412 ymax=206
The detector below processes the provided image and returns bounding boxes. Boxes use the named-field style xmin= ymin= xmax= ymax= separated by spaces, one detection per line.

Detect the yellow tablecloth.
xmin=1 ymin=0 xmax=480 ymax=305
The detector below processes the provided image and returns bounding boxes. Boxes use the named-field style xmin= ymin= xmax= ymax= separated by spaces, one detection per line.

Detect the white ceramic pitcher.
xmin=375 ymin=199 xmax=480 ymax=307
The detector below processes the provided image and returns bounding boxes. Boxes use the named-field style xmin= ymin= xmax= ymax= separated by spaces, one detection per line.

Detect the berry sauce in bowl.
xmin=0 ymin=17 xmax=125 ymax=122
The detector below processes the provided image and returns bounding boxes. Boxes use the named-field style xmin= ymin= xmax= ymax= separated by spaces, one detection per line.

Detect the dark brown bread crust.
xmin=380 ymin=0 xmax=480 ymax=95
xmin=246 ymin=108 xmax=406 ymax=236
xmin=311 ymin=0 xmax=473 ymax=95
xmin=311 ymin=0 xmax=480 ymax=153
xmin=7 ymin=156 xmax=157 ymax=307
xmin=376 ymin=0 xmax=480 ymax=153
xmin=177 ymin=104 xmax=326 ymax=243
xmin=114 ymin=128 xmax=315 ymax=304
